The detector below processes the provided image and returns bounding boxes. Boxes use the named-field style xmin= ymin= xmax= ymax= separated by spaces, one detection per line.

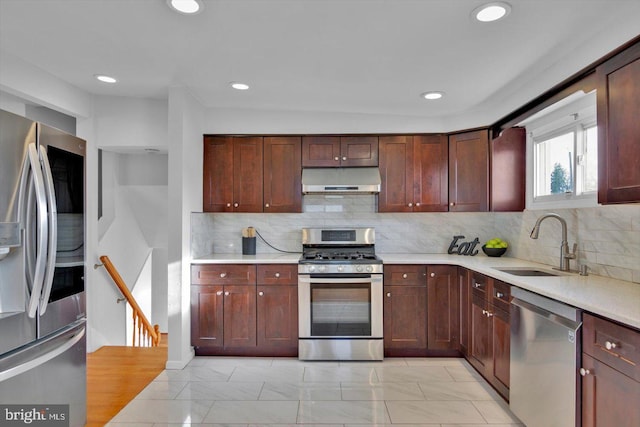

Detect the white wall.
xmin=167 ymin=87 xmax=204 ymax=369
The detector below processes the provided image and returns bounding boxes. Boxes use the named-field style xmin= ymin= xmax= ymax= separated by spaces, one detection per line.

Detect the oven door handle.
xmin=298 ymin=276 xmax=380 ymax=284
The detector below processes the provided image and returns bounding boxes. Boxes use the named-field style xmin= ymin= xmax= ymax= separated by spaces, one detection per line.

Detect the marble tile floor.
xmin=106 ymin=357 xmax=524 ymax=426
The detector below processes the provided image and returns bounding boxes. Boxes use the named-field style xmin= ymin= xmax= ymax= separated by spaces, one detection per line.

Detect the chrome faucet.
xmin=530 ymin=213 xmax=577 ymax=271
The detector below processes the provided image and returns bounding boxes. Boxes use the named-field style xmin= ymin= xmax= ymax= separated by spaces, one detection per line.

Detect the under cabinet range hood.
xmin=302 ymin=167 xmax=381 ymax=194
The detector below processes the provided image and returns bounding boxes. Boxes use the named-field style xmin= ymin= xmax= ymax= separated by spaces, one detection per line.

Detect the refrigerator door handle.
xmin=0 ymin=323 xmax=85 ymax=383
xmin=38 ymin=145 xmax=58 ymax=314
xmin=24 ymin=143 xmax=49 ymax=318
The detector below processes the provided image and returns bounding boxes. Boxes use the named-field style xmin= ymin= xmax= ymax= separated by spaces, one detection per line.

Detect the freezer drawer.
xmin=0 ymin=320 xmax=86 ymax=427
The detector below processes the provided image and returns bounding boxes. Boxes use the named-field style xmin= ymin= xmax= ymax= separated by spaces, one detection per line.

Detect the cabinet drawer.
xmin=257 ymin=264 xmax=298 ymax=285
xmin=384 ymin=265 xmax=426 ymax=286
xmin=192 ymin=264 xmax=256 ymax=285
xmin=471 ymin=272 xmax=490 ymax=294
xmin=491 ymin=280 xmax=511 ymax=311
xmin=583 ymin=313 xmax=640 ymax=381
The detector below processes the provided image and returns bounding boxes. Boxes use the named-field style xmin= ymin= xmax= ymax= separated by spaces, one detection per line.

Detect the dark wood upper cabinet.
xmin=414 ymin=135 xmax=449 ymax=212
xmin=203 ymin=136 xmax=263 ymax=212
xmin=263 ymin=136 xmax=302 ymax=212
xmin=340 ymin=136 xmax=379 ymax=166
xmin=302 ymin=135 xmax=378 ymax=167
xmin=490 ymin=127 xmax=526 ymax=212
xmin=378 ymin=136 xmax=414 ymax=212
xmin=597 ymin=41 xmax=640 ymax=204
xmin=203 ymin=136 xmax=234 ymax=212
xmin=378 ymin=134 xmax=448 ymax=212
xmin=448 ymin=129 xmax=489 ymax=212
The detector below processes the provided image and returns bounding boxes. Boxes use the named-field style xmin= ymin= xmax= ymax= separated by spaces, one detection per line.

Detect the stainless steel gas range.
xmin=298 ymin=228 xmax=383 ymax=361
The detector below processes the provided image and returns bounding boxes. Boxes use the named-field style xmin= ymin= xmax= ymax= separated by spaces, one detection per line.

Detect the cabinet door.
xmin=448 ymin=130 xmax=489 ymax=212
xmin=191 ymin=285 xmax=224 ymax=348
xmin=597 ymin=42 xmax=640 ymax=204
xmin=491 ymin=304 xmax=510 ymax=399
xmin=414 ymin=135 xmax=449 ymax=212
xmin=223 ymin=285 xmax=257 ymax=348
xmin=233 ymin=137 xmax=263 ymax=212
xmin=340 ymin=136 xmax=379 ymax=166
xmin=383 ymin=285 xmax=427 ymax=351
xmin=378 ymin=136 xmax=414 ymax=212
xmin=458 ymin=268 xmax=471 ymax=357
xmin=257 ymin=285 xmax=298 ymax=351
xmin=264 ymin=136 xmax=302 ymax=212
xmin=469 ymin=293 xmax=490 ymax=373
xmin=491 ymin=127 xmax=525 ymax=212
xmin=203 ymin=136 xmax=234 ymax=212
xmin=427 ymin=265 xmax=459 ymax=350
xmin=302 ymin=136 xmax=340 ymax=167
xmin=582 ymin=353 xmax=640 ymax=427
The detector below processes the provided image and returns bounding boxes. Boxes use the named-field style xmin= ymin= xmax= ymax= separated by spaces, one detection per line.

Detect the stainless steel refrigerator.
xmin=0 ymin=109 xmax=86 ymax=426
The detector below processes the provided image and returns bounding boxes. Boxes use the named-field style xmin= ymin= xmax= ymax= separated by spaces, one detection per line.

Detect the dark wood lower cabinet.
xmin=191 ymin=264 xmax=298 ymax=356
xmin=427 ymin=265 xmax=459 ymax=354
xmin=581 ymin=313 xmax=640 ymax=426
xmin=384 ymin=284 xmax=427 ymax=355
xmin=582 ymin=354 xmax=640 ymax=427
xmin=467 ymin=273 xmax=510 ymax=399
xmin=257 ymin=285 xmax=298 ymax=356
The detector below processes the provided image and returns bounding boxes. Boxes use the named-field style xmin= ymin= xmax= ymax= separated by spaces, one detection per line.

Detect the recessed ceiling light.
xmin=473 ymin=2 xmax=511 ymax=22
xmin=230 ymin=82 xmax=250 ymax=91
xmin=167 ymin=0 xmax=203 ymax=15
xmin=95 ymin=74 xmax=117 ymax=84
xmin=421 ymin=91 xmax=444 ymax=100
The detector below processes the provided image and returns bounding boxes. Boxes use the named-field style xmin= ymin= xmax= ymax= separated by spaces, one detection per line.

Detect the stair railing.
xmin=95 ymin=255 xmax=160 ymax=347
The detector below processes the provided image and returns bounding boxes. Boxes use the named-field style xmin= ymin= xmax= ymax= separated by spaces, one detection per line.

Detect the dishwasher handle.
xmin=512 ymin=297 xmax=582 ymax=332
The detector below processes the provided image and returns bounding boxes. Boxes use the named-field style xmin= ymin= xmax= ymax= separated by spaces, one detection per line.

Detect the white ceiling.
xmin=1 ymin=0 xmax=639 ymax=128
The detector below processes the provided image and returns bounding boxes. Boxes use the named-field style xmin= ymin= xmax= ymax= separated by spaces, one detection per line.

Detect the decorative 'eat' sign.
xmin=448 ymin=235 xmax=480 ymax=256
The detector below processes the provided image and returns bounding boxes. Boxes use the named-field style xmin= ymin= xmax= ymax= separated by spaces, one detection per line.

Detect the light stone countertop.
xmin=192 ymin=252 xmax=640 ymax=330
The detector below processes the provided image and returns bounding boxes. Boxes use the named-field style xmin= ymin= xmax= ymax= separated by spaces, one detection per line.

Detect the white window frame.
xmin=521 ymin=90 xmax=598 ymax=210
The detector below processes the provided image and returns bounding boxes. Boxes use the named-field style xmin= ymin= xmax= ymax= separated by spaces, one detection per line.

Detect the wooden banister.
xmin=99 ymin=255 xmax=161 ymax=347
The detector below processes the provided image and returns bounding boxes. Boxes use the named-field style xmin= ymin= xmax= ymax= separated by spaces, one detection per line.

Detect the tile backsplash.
xmin=191 ymin=195 xmax=640 ymax=284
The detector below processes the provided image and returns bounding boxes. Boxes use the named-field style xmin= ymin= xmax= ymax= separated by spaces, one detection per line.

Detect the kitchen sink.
xmin=494 ymin=267 xmax=561 ymax=277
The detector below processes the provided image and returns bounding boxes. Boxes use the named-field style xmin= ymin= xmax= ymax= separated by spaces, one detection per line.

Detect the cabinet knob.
xmin=487 ymin=311 xmax=493 ymax=317
xmin=220 ymin=273 xmax=227 ymax=278
xmin=482 ymin=309 xmax=488 ymax=315
xmin=408 ymin=203 xmax=413 ymax=207
xmin=430 ymin=272 xmax=436 ymax=278
xmin=274 ymin=272 xmax=280 ymax=278
xmin=579 ymin=368 xmax=592 ymax=377
xmin=386 ymin=292 xmax=391 ymax=297
xmin=342 ymin=156 xmax=347 ymax=161
xmin=265 ymin=203 xmax=270 ymax=208
xmin=234 ymin=202 xmax=239 ymax=208
xmin=334 ymin=156 xmax=340 ymax=161
xmin=226 ymin=203 xmax=231 ymax=207
xmin=258 ymin=291 xmax=264 ymax=296
xmin=474 ymin=282 xmax=482 ymax=288
xmin=496 ymin=292 xmax=504 ymax=298
xmin=402 ymin=273 xmax=408 ymax=279
xmin=605 ymin=341 xmax=618 ymax=350
xmin=224 ymin=291 xmax=230 ymax=296
xmin=415 ymin=202 xmax=420 ymax=207
xmin=216 ymin=291 xmax=223 ymax=296
xmin=450 ymin=202 xmax=455 ymax=206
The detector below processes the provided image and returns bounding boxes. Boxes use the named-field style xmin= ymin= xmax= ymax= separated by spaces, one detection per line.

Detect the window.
xmin=520 ymin=91 xmax=598 ymax=209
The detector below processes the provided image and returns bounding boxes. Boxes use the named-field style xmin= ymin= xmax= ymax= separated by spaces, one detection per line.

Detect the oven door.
xmin=298 ymin=274 xmax=383 ymax=338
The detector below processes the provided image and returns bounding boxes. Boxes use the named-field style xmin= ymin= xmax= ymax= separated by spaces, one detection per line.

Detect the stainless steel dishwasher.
xmin=510 ymin=287 xmax=582 ymax=427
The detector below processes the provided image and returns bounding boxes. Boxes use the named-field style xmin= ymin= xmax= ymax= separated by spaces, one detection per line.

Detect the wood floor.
xmin=86 ymin=336 xmax=167 ymax=427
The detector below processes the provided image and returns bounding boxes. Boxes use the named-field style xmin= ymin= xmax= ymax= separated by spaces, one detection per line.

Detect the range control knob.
xmin=366 ymin=265 xmax=374 ymax=273
xmin=308 ymin=265 xmax=316 ymax=273
xmin=355 ymin=265 xmax=364 ymax=272
xmin=337 ymin=265 xmax=345 ymax=272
